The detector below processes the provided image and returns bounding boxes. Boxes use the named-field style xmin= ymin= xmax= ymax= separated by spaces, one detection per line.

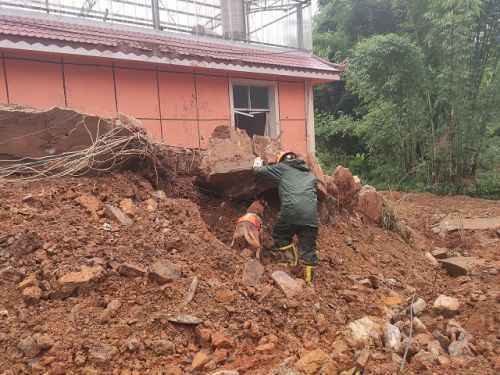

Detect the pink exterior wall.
xmin=0 ymin=51 xmax=309 ymax=153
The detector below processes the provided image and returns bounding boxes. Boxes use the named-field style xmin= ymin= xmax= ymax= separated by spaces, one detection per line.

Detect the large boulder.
xmin=331 ymin=166 xmax=361 ymax=206
xmin=356 ymin=185 xmax=384 ymax=224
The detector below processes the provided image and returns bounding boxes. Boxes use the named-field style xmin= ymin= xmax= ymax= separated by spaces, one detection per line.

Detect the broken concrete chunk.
xmin=118 ymin=263 xmax=147 ymax=277
xmin=295 ymin=349 xmax=331 ymax=375
xmin=76 ymin=194 xmax=102 ymax=213
xmin=431 ymin=247 xmax=449 ymax=259
xmin=271 ymin=271 xmax=303 ymax=299
xmin=384 ymin=323 xmax=401 ymax=351
xmin=104 ymin=204 xmax=133 ymax=226
xmin=183 ymin=276 xmax=199 ymax=306
xmin=347 ymin=317 xmax=382 ymax=348
xmin=191 ymin=350 xmax=210 ymax=370
xmin=149 ymin=261 xmax=181 ymax=284
xmin=242 ymin=259 xmax=264 ymax=287
xmin=424 ymin=252 xmax=439 ymax=267
xmin=57 ymin=265 xmax=104 ymax=294
xmin=22 ymin=286 xmax=42 ymax=304
xmin=439 ymin=257 xmax=482 ymax=277
xmin=433 ymin=295 xmax=460 ymax=316
xmin=167 ymin=314 xmax=203 ymax=325
xmin=88 ymin=342 xmax=118 ymax=363
xmin=119 ymin=198 xmax=137 ymax=217
xmin=411 ymin=297 xmax=427 ymax=315
xmin=356 ymin=185 xmax=384 ymax=224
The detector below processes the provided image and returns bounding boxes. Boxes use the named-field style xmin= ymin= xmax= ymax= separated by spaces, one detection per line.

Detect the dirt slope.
xmin=0 ymin=173 xmax=497 ymax=374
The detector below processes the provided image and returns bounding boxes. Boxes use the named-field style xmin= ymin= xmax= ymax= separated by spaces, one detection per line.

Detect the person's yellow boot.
xmin=304 ymin=265 xmax=314 ymax=286
xmin=278 ymin=244 xmax=299 ymax=267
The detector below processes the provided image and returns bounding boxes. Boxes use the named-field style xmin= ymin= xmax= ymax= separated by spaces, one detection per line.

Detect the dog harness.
xmin=236 ymin=213 xmax=262 ymax=231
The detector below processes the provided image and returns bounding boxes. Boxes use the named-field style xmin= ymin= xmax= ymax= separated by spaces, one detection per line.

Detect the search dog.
xmin=230 ymin=200 xmax=265 ymax=260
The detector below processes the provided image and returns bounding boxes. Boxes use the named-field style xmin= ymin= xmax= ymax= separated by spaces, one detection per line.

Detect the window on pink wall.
xmin=5 ymin=59 xmax=65 ymax=109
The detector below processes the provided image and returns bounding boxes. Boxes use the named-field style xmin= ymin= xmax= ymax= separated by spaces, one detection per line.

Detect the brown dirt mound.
xmin=0 ymin=173 xmax=496 ymax=374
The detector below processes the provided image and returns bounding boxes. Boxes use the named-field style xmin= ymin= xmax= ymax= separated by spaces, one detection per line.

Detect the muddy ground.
xmin=0 ymin=172 xmax=498 ymax=374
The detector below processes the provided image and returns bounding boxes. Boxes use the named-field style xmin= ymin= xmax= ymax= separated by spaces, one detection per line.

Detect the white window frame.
xmin=229 ymin=78 xmax=280 ymax=139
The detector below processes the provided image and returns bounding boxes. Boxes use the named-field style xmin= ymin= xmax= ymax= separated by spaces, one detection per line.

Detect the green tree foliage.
xmin=314 ymin=0 xmax=500 ymax=196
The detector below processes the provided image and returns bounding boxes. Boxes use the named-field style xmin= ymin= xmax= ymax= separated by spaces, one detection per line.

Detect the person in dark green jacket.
xmin=253 ymin=151 xmax=318 ymax=284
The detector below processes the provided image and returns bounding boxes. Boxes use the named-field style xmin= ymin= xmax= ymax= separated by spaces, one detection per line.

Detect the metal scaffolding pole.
xmin=151 ymin=0 xmax=161 ymax=30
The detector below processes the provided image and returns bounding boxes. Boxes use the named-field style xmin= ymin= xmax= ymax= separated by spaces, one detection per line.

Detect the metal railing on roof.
xmin=0 ymin=0 xmax=313 ymax=50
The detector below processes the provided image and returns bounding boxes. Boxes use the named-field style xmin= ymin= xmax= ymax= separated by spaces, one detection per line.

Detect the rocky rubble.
xmin=0 ymin=170 xmax=496 ymax=374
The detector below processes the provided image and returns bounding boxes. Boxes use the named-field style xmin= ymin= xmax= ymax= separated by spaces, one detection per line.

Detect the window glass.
xmin=233 ymin=85 xmax=249 ymax=108
xmin=250 ymin=86 xmax=269 ymax=109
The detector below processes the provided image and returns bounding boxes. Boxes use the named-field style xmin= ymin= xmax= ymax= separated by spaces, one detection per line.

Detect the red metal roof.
xmin=0 ymin=12 xmax=343 ymax=78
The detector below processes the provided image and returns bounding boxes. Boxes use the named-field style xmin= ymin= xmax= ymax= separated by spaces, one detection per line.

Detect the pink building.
xmin=0 ymin=3 xmax=341 ymax=154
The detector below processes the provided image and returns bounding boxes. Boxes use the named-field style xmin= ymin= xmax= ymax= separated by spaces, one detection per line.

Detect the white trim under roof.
xmin=0 ymin=39 xmax=341 ymax=81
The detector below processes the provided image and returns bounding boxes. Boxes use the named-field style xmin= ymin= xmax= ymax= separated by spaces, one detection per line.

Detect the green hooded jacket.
xmin=255 ymin=159 xmax=318 ymax=227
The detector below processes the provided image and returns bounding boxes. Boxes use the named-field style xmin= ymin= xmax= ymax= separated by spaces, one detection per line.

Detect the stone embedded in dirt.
xmin=9 ymin=230 xmax=42 ymax=255
xmin=210 ymin=371 xmax=239 ymax=375
xmin=355 ymin=348 xmax=371 ymax=368
xmin=18 ymin=273 xmax=38 ymax=290
xmin=433 ymin=295 xmax=460 ymax=316
xmin=119 ymin=198 xmax=137 ymax=217
xmin=439 ymin=256 xmax=481 ymax=277
xmin=411 ymin=297 xmax=427 ymax=315
xmin=76 ymin=194 xmax=102 ymax=213
xmin=167 ymin=314 xmax=203 ymax=325
xmin=384 ymin=323 xmax=401 ymax=351
xmin=196 ymin=327 xmax=213 ymax=348
xmin=256 ymin=342 xmax=276 ymax=352
xmin=427 ymin=339 xmax=445 ymax=357
xmin=192 ymin=350 xmax=210 ymax=370
xmin=436 ymin=215 xmax=500 ymax=232
xmin=432 ymin=247 xmax=449 ymax=259
xmin=88 ymin=343 xmax=118 ymax=363
xmin=331 ymin=165 xmax=361 ymax=206
xmin=149 ymin=260 xmax=181 ymax=284
xmin=99 ymin=299 xmax=121 ymax=322
xmin=347 ymin=317 xmax=382 ymax=348
xmin=242 ymin=259 xmax=264 ymax=287
xmin=0 ymin=266 xmax=25 ymax=283
xmin=424 ymin=252 xmax=440 ymax=267
xmin=448 ymin=337 xmax=473 ymax=357
xmin=104 ymin=204 xmax=133 ymax=226
xmin=433 ymin=330 xmax=451 ymax=350
xmin=22 ymin=286 xmax=42 ymax=303
xmin=412 ymin=317 xmax=428 ymax=333
xmin=125 ymin=337 xmax=142 ymax=352
xmin=144 ymin=198 xmax=158 ymax=212
xmin=150 ymin=339 xmax=175 ymax=356
xmin=212 ymin=348 xmax=229 ymax=364
xmin=117 ymin=263 xmax=147 ymax=277
xmin=356 ymin=185 xmax=384 ymax=224
xmin=151 ymin=190 xmax=167 ymax=200
xmin=295 ymin=349 xmax=331 ymax=375
xmin=18 ymin=333 xmax=54 ymax=358
xmin=183 ymin=276 xmax=199 ymax=306
xmin=413 ymin=350 xmax=437 ymax=370
xmin=58 ymin=265 xmax=104 ymax=293
xmin=271 ymin=271 xmax=304 ymax=299
xmin=211 ymin=332 xmax=234 ymax=349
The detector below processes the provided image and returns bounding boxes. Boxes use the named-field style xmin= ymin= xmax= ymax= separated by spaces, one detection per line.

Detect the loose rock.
xmin=411 ymin=297 xmax=427 ymax=315
xmin=167 ymin=314 xmax=203 ymax=325
xmin=439 ymin=257 xmax=481 ymax=277
xmin=211 ymin=332 xmax=234 ymax=349
xmin=356 ymin=185 xmax=384 ymax=224
xmin=88 ymin=343 xmax=118 ymax=363
xmin=76 ymin=194 xmax=102 ymax=213
xmin=271 ymin=271 xmax=303 ymax=299
xmin=431 ymin=247 xmax=449 ymax=259
xmin=384 ymin=323 xmax=401 ymax=351
xmin=22 ymin=286 xmax=42 ymax=303
xmin=104 ymin=204 xmax=133 ymax=226
xmin=119 ymin=198 xmax=137 ymax=217
xmin=149 ymin=260 xmax=181 ymax=284
xmin=295 ymin=349 xmax=331 ymax=375
xmin=242 ymin=259 xmax=264 ymax=287
xmin=117 ymin=263 xmax=146 ymax=277
xmin=58 ymin=266 xmax=104 ymax=293
xmin=192 ymin=350 xmax=210 ymax=370
xmin=347 ymin=316 xmax=382 ymax=348
xmin=412 ymin=317 xmax=427 ymax=333
xmin=433 ymin=295 xmax=460 ymax=316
